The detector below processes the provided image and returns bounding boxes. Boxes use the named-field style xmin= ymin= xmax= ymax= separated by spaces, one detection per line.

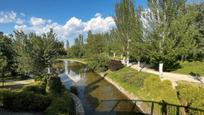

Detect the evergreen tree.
xmin=14 ymin=30 xmax=33 ymax=75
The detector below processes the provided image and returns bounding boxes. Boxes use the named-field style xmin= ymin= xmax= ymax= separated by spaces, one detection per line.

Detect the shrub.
xmin=0 ymin=89 xmax=12 ymax=104
xmin=1 ymin=90 xmax=51 ymax=112
xmin=45 ymin=92 xmax=75 ymax=115
xmin=87 ymin=54 xmax=110 ymax=72
xmin=22 ymin=83 xmax=46 ymax=94
xmin=108 ymin=60 xmax=124 ymax=71
xmin=46 ymin=75 xmax=65 ymax=94
xmin=0 ymin=89 xmax=17 ymax=108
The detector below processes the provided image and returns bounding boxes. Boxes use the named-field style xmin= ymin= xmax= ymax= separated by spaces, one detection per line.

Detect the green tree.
xmin=0 ymin=50 xmax=7 ymax=86
xmin=68 ymin=34 xmax=84 ymax=58
xmin=30 ymin=29 xmax=64 ymax=74
xmin=14 ymin=29 xmax=65 ymax=75
xmin=115 ymin=0 xmax=139 ymax=65
xmin=146 ymin=0 xmax=200 ymax=71
xmin=14 ymin=31 xmax=33 ymax=75
xmin=0 ymin=32 xmax=16 ymax=86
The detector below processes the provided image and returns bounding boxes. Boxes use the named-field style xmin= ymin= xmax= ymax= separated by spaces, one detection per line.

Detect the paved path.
xmin=3 ymin=79 xmax=34 ymax=86
xmin=130 ymin=64 xmax=204 ymax=87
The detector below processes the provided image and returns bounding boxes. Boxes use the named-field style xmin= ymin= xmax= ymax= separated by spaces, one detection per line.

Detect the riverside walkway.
xmin=130 ymin=63 xmax=204 ymax=87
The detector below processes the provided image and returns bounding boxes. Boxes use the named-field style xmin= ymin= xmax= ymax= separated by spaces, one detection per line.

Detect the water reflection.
xmin=56 ymin=60 xmax=143 ymax=115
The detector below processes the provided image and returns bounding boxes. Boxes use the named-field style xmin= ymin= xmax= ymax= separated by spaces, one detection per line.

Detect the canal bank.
xmin=59 ymin=60 xmax=144 ymax=115
xmin=99 ymin=72 xmax=146 ymax=113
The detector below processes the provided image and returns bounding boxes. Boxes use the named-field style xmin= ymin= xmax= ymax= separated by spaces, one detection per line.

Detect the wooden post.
xmin=176 ymin=106 xmax=180 ymax=115
xmin=151 ymin=102 xmax=154 ymax=115
xmin=161 ymin=100 xmax=167 ymax=115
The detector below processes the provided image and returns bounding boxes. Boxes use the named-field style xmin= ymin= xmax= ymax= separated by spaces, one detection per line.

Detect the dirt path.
xmin=130 ymin=64 xmax=204 ymax=87
xmin=0 ymin=79 xmax=34 ymax=89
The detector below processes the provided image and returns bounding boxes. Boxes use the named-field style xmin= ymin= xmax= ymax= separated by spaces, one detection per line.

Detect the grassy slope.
xmin=106 ymin=67 xmax=179 ymax=104
xmin=172 ymin=61 xmax=204 ymax=76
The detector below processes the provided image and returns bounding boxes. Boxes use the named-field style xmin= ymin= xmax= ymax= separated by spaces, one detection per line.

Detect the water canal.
xmin=56 ymin=60 xmax=143 ymax=115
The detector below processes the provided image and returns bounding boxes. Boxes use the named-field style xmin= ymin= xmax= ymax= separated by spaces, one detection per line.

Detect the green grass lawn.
xmin=172 ymin=61 xmax=204 ymax=76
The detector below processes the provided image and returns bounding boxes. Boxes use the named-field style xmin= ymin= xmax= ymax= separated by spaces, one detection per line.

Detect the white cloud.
xmin=30 ymin=17 xmax=46 ymax=26
xmin=0 ymin=11 xmax=24 ymax=25
xmin=14 ymin=13 xmax=116 ymax=42
xmin=84 ymin=13 xmax=115 ymax=33
xmin=20 ymin=13 xmax=26 ymax=17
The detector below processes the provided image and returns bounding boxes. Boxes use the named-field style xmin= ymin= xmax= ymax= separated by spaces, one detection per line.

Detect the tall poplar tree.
xmin=146 ymin=0 xmax=199 ymax=71
xmin=115 ymin=0 xmax=139 ymax=66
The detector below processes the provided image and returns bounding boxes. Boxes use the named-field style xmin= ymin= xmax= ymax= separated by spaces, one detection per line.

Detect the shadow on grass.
xmin=189 ymin=72 xmax=203 ymax=83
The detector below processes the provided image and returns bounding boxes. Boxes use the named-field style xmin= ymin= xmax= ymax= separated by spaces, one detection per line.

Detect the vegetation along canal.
xmin=56 ymin=60 xmax=143 ymax=115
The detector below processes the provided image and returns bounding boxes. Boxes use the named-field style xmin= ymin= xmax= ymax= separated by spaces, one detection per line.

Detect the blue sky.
xmin=0 ymin=0 xmax=147 ymax=43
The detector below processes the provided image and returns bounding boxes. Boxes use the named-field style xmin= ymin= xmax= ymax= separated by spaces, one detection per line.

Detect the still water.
xmin=57 ymin=60 xmax=143 ymax=115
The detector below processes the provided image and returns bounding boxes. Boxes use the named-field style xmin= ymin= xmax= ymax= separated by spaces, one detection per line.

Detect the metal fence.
xmin=101 ymin=99 xmax=204 ymax=115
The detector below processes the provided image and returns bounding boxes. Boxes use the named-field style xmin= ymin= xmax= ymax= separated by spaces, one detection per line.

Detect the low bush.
xmin=0 ymin=89 xmax=16 ymax=107
xmin=108 ymin=60 xmax=124 ymax=71
xmin=46 ymin=75 xmax=65 ymax=95
xmin=45 ymin=92 xmax=75 ymax=115
xmin=1 ymin=90 xmax=51 ymax=112
xmin=22 ymin=83 xmax=46 ymax=94
xmin=87 ymin=54 xmax=110 ymax=72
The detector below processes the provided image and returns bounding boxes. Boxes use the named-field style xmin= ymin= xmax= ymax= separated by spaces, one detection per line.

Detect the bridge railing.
xmin=100 ymin=99 xmax=204 ymax=115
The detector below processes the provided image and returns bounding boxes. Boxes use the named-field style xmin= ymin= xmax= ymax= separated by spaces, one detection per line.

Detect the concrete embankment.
xmin=99 ymin=73 xmax=149 ymax=114
xmin=70 ymin=93 xmax=85 ymax=115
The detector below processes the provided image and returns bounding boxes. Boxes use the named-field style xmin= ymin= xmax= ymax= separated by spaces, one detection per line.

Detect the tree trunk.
xmin=120 ymin=54 xmax=123 ymax=59
xmin=138 ymin=60 xmax=140 ymax=71
xmin=126 ymin=55 xmax=129 ymax=66
xmin=181 ymin=55 xmax=184 ymax=62
xmin=184 ymin=55 xmax=187 ymax=61
xmin=159 ymin=62 xmax=163 ymax=78
xmin=48 ymin=66 xmax=51 ymax=74
xmin=113 ymin=52 xmax=116 ymax=58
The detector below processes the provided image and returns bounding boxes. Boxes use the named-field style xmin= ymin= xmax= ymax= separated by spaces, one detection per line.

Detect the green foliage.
xmin=87 ymin=54 xmax=110 ymax=72
xmin=145 ymin=0 xmax=202 ymax=70
xmin=0 ymin=32 xmax=16 ymax=85
xmin=22 ymin=82 xmax=46 ymax=94
xmin=14 ymin=29 xmax=65 ymax=75
xmin=0 ymin=89 xmax=51 ymax=112
xmin=45 ymin=92 xmax=75 ymax=115
xmin=115 ymin=0 xmax=140 ymax=56
xmin=46 ymin=75 xmax=64 ymax=94
xmin=0 ymin=78 xmax=73 ymax=114
xmin=14 ymin=31 xmax=33 ymax=75
xmin=68 ymin=34 xmax=84 ymax=58
xmin=176 ymin=82 xmax=204 ymax=109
